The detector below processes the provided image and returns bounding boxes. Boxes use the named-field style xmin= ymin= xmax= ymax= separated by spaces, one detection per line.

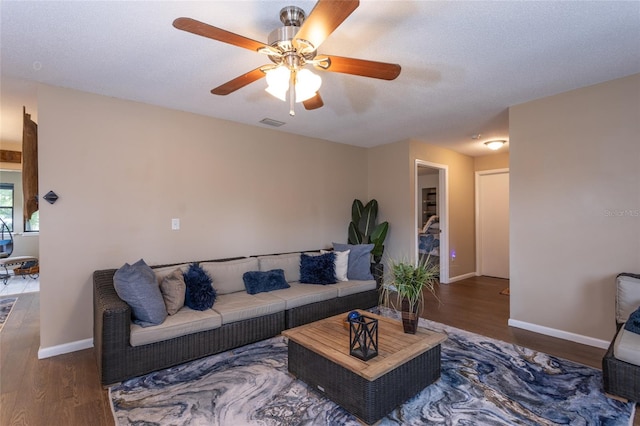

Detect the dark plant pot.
xmin=371 ymin=263 xmax=384 ymax=288
xmin=401 ymin=298 xmax=419 ymax=334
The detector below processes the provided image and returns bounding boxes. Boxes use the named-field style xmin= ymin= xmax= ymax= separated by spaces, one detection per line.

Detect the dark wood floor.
xmin=1 ymin=277 xmax=637 ymax=425
xmin=422 ymin=276 xmax=607 ymax=368
xmin=0 ymin=293 xmax=112 ymax=426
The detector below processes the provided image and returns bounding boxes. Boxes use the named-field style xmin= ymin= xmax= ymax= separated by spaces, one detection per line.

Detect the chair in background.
xmin=0 ymin=217 xmax=13 ymax=258
xmin=0 ymin=217 xmax=39 ymax=284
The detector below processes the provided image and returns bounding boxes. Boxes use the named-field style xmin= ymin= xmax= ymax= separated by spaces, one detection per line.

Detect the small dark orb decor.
xmin=349 ymin=313 xmax=378 ymax=361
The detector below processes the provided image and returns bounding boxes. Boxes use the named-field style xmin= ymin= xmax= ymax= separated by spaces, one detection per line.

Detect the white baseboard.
xmin=508 ymin=319 xmax=609 ymax=349
xmin=446 ymin=272 xmax=477 ymax=284
xmin=38 ymin=338 xmax=94 ymax=359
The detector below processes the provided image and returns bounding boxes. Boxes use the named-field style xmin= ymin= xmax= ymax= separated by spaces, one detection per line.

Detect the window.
xmin=0 ymin=183 xmax=14 ymax=231
xmin=25 ymin=210 xmax=39 ymax=232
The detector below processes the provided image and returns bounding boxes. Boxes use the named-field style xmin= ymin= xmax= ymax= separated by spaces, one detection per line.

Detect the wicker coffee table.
xmin=282 ymin=310 xmax=446 ymax=424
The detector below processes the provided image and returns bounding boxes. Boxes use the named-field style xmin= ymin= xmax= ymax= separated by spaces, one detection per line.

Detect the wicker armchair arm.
xmin=93 ymin=269 xmax=132 ymax=354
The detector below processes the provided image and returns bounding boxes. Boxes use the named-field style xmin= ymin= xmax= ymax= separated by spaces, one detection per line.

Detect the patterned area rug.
xmin=110 ymin=309 xmax=635 ymax=425
xmin=0 ymin=297 xmax=17 ymax=332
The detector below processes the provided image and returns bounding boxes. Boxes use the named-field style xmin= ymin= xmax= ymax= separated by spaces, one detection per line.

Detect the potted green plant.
xmin=379 ymin=255 xmax=439 ymax=334
xmin=348 ymin=199 xmax=388 ymax=265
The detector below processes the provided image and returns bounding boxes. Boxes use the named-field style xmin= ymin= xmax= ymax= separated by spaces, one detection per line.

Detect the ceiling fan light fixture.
xmin=484 ymin=140 xmax=507 ymax=150
xmin=265 ymin=67 xmax=321 ymax=103
xmin=265 ymin=66 xmax=290 ymax=101
xmin=295 ymin=68 xmax=322 ymax=102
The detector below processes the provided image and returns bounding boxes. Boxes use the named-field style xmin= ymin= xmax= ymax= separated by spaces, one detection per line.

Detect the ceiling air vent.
xmin=259 ymin=118 xmax=286 ymax=127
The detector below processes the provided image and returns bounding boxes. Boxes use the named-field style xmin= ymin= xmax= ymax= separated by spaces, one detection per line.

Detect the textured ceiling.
xmin=1 ymin=1 xmax=639 ymax=157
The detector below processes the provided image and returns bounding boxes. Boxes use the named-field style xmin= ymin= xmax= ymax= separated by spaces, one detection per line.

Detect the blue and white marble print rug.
xmin=0 ymin=297 xmax=17 ymax=332
xmin=110 ymin=309 xmax=635 ymax=425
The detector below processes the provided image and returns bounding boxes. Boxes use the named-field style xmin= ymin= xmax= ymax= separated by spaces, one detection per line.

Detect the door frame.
xmin=475 ymin=168 xmax=509 ymax=276
xmin=415 ymin=160 xmax=449 ymax=284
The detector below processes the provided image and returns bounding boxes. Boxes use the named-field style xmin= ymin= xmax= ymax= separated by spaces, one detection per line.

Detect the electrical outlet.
xmin=171 ymin=218 xmax=180 ymax=230
xmin=450 ymin=249 xmax=456 ymax=262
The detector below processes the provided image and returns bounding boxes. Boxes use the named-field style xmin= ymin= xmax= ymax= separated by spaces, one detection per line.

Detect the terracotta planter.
xmin=401 ymin=298 xmax=419 ymax=334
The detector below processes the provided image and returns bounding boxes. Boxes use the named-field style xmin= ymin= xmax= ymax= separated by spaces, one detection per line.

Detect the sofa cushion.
xmin=300 ymin=252 xmax=336 ymax=284
xmin=184 ymin=263 xmax=217 ymax=311
xmin=113 ymin=259 xmax=167 ymax=327
xmin=269 ymin=282 xmax=338 ymax=309
xmin=613 ymin=325 xmax=640 ymax=367
xmin=616 ymin=273 xmax=640 ymax=323
xmin=333 ymin=243 xmax=374 ymax=280
xmin=243 ymin=269 xmax=290 ymax=295
xmin=201 ymin=258 xmax=259 ymax=295
xmin=321 ymin=249 xmax=349 ymax=281
xmin=332 ymin=279 xmax=377 ymax=297
xmin=257 ymin=253 xmax=301 ymax=283
xmin=212 ymin=291 xmax=285 ymax=324
xmin=159 ymin=268 xmax=186 ymax=315
xmin=130 ymin=306 xmax=223 ymax=347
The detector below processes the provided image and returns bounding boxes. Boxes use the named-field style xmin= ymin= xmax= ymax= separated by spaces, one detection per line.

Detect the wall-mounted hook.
xmin=43 ymin=191 xmax=59 ymax=204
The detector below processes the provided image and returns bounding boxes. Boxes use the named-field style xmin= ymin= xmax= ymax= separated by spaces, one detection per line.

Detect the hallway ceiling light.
xmin=484 ymin=140 xmax=506 ymax=150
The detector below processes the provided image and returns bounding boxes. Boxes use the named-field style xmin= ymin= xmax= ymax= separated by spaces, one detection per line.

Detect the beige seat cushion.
xmin=332 ymin=279 xmax=377 ymax=297
xmin=269 ymin=282 xmax=338 ymax=309
xmin=130 ymin=307 xmax=222 ymax=347
xmin=613 ymin=326 xmax=640 ymax=367
xmin=212 ymin=291 xmax=285 ymax=324
xmin=201 ymin=258 xmax=258 ymax=295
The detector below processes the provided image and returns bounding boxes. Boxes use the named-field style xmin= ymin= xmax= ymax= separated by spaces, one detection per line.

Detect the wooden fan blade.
xmin=173 ymin=17 xmax=269 ymax=52
xmin=294 ymin=0 xmax=359 ymax=50
xmin=316 ymin=55 xmax=401 ymax=80
xmin=211 ymin=67 xmax=266 ymax=95
xmin=303 ymin=92 xmax=324 ymax=110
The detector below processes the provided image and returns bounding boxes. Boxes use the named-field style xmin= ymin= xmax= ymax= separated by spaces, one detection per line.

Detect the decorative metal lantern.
xmin=349 ymin=314 xmax=378 ymax=361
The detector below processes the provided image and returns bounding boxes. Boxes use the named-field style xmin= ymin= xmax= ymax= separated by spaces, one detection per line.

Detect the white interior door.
xmin=477 ymin=171 xmax=509 ymax=279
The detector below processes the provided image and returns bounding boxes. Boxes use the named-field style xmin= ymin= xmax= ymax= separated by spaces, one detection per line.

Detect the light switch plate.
xmin=171 ymin=218 xmax=180 ymax=230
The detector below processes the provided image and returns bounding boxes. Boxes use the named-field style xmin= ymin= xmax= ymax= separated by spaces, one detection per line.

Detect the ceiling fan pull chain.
xmin=289 ymin=70 xmax=296 ymax=116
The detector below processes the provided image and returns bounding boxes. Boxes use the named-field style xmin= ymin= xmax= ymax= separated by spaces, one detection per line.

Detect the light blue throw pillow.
xmin=332 ymin=243 xmax=374 ymax=280
xmin=113 ymin=259 xmax=167 ymax=327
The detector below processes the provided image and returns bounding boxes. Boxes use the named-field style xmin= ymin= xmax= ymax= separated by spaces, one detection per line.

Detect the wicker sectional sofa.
xmin=93 ymin=251 xmax=381 ymax=386
xmin=602 ymin=273 xmax=640 ymax=401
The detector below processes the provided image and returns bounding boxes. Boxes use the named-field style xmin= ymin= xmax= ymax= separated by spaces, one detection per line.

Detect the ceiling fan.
xmin=173 ymin=0 xmax=401 ymax=116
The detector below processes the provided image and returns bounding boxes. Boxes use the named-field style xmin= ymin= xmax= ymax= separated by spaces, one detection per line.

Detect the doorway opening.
xmin=415 ymin=160 xmax=449 ymax=283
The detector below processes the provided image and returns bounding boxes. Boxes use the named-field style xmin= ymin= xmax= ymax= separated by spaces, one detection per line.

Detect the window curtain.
xmin=22 ymin=106 xmax=38 ymax=222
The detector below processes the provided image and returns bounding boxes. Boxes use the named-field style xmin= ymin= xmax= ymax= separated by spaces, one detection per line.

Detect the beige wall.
xmin=37 ymin=84 xmax=368 ymax=351
xmin=368 ymin=140 xmax=476 ymax=279
xmin=367 ymin=140 xmax=411 ymax=265
xmin=510 ymin=73 xmax=640 ymax=342
xmin=475 ymin=152 xmax=509 ymax=171
xmin=410 ymin=141 xmax=476 ymax=279
xmin=367 ymin=140 xmax=477 ymax=281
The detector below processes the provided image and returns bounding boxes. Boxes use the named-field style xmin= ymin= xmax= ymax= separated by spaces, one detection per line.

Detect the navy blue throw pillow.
xmin=243 ymin=269 xmax=290 ymax=295
xmin=183 ymin=263 xmax=217 ymax=311
xmin=300 ymin=252 xmax=337 ymax=285
xmin=624 ymin=306 xmax=640 ymax=335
